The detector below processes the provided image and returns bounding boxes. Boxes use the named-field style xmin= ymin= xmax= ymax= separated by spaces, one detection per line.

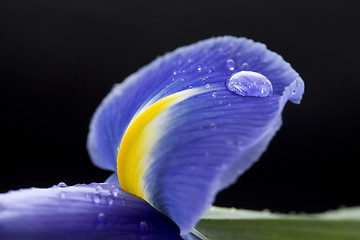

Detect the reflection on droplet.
xmin=226 ymin=59 xmax=235 ymax=71
xmin=138 ymin=221 xmax=151 ymax=236
xmin=197 ymin=66 xmax=202 ymax=72
xmin=110 ymin=185 xmax=121 ymax=198
xmin=240 ymin=62 xmax=250 ymax=71
xmin=212 ymin=92 xmax=217 ymax=98
xmin=107 ymin=196 xmax=114 ymax=206
xmin=93 ymin=194 xmax=102 ymax=204
xmin=57 ymin=182 xmax=67 ymax=188
xmin=204 ymin=83 xmax=210 ymax=89
xmin=226 ymin=71 xmax=273 ymax=97
xmin=96 ymin=212 xmax=106 ymax=227
xmin=95 ymin=185 xmax=102 ymax=193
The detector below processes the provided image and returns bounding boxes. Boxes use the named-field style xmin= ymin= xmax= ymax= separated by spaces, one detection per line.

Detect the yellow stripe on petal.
xmin=116 ymin=87 xmax=206 ymax=200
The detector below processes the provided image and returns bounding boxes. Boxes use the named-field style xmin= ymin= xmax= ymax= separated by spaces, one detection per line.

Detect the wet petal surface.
xmin=87 ymin=36 xmax=304 ymax=234
xmin=0 ymin=183 xmax=182 ymax=240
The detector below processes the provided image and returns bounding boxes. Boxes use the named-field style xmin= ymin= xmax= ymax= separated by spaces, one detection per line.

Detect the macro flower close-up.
xmin=2 ymin=1 xmax=360 ymax=240
xmin=1 ymin=36 xmax=306 ymax=239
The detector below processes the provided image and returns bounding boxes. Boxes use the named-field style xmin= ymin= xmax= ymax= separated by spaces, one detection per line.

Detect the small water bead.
xmin=95 ymin=185 xmax=103 ymax=193
xmin=110 ymin=185 xmax=121 ymax=198
xmin=210 ymin=123 xmax=216 ymax=129
xmin=57 ymin=182 xmax=67 ymax=188
xmin=226 ymin=59 xmax=235 ymax=71
xmin=92 ymin=194 xmax=102 ymax=204
xmin=107 ymin=196 xmax=114 ymax=206
xmin=226 ymin=71 xmax=273 ymax=97
xmin=240 ymin=62 xmax=250 ymax=71
xmin=188 ymin=86 xmax=193 ymax=90
xmin=204 ymin=83 xmax=210 ymax=89
xmin=138 ymin=221 xmax=151 ymax=236
xmin=212 ymin=92 xmax=217 ymax=98
xmin=197 ymin=66 xmax=202 ymax=72
xmin=96 ymin=212 xmax=106 ymax=227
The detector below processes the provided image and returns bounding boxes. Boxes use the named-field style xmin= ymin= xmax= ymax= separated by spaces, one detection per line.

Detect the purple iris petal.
xmin=0 ymin=183 xmax=182 ymax=240
xmin=87 ymin=36 xmax=304 ymax=234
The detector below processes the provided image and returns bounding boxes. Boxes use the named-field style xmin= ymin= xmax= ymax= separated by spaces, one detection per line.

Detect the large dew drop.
xmin=226 ymin=71 xmax=273 ymax=97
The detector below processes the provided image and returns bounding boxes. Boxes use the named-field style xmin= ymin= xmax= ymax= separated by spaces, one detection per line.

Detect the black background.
xmin=1 ymin=0 xmax=359 ymax=213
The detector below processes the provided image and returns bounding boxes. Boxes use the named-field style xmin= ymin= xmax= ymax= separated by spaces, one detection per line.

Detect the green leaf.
xmin=193 ymin=206 xmax=360 ymax=240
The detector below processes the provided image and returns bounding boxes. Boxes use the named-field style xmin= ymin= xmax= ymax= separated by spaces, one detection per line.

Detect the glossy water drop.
xmin=138 ymin=221 xmax=151 ymax=236
xmin=197 ymin=66 xmax=202 ymax=72
xmin=188 ymin=85 xmax=193 ymax=89
xmin=212 ymin=92 xmax=217 ymax=98
xmin=96 ymin=212 xmax=106 ymax=227
xmin=204 ymin=83 xmax=210 ymax=89
xmin=226 ymin=59 xmax=235 ymax=71
xmin=110 ymin=185 xmax=121 ymax=198
xmin=93 ymin=194 xmax=102 ymax=204
xmin=57 ymin=182 xmax=67 ymax=188
xmin=227 ymin=71 xmax=273 ymax=97
xmin=240 ymin=62 xmax=250 ymax=71
xmin=107 ymin=196 xmax=114 ymax=205
xmin=210 ymin=123 xmax=216 ymax=129
xmin=95 ymin=185 xmax=103 ymax=193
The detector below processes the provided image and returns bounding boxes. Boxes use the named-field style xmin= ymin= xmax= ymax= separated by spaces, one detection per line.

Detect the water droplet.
xmin=226 ymin=59 xmax=235 ymax=71
xmin=59 ymin=191 xmax=67 ymax=199
xmin=138 ymin=221 xmax=151 ymax=236
xmin=57 ymin=182 xmax=67 ymax=188
xmin=181 ymin=78 xmax=185 ymax=82
xmin=210 ymin=123 xmax=216 ymax=129
xmin=96 ymin=212 xmax=106 ymax=227
xmin=227 ymin=103 xmax=232 ymax=107
xmin=107 ymin=196 xmax=114 ymax=206
xmin=188 ymin=86 xmax=193 ymax=90
xmin=188 ymin=58 xmax=193 ymax=63
xmin=197 ymin=66 xmax=202 ymax=72
xmin=92 ymin=194 xmax=102 ymax=204
xmin=226 ymin=71 xmax=273 ymax=97
xmin=212 ymin=92 xmax=217 ymax=98
xmin=204 ymin=83 xmax=210 ymax=89
xmin=173 ymin=71 xmax=177 ymax=75
xmin=110 ymin=185 xmax=121 ymax=198
xmin=240 ymin=63 xmax=250 ymax=71
xmin=95 ymin=185 xmax=102 ymax=193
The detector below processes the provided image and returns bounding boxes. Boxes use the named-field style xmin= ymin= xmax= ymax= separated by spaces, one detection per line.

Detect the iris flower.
xmin=0 ymin=36 xmax=304 ymax=240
